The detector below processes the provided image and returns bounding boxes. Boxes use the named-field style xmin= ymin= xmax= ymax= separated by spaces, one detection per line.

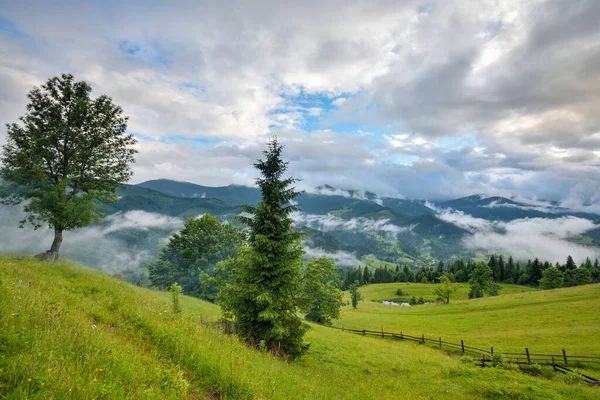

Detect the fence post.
xmin=363 ymin=329 xmax=366 ymax=336
xmin=421 ymin=334 xmax=425 ymax=344
xmin=562 ymin=349 xmax=568 ymax=365
xmin=490 ymin=347 xmax=494 ymax=357
xmin=382 ymin=327 xmax=384 ymax=338
xmin=526 ymin=348 xmax=531 ymax=364
xmin=552 ymin=356 xmax=556 ymax=371
xmin=461 ymin=340 xmax=465 ymax=353
xmin=400 ymin=331 xmax=403 ymax=340
xmin=439 ymin=337 xmax=442 ymax=349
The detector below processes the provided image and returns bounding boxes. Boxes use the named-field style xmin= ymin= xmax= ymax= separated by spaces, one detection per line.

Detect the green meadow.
xmin=337 ymin=282 xmax=600 ymax=356
xmin=1 ymin=255 xmax=599 ymax=399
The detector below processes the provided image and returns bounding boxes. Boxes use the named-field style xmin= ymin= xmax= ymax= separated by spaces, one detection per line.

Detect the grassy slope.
xmin=0 ymin=256 xmax=598 ymax=399
xmin=338 ymin=282 xmax=600 ymax=356
xmin=362 ymin=282 xmax=535 ymax=302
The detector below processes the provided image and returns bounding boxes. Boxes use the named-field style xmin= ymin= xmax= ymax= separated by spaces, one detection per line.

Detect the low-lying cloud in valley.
xmin=302 ymin=246 xmax=361 ymax=267
xmin=433 ymin=206 xmax=600 ymax=264
xmin=0 ymin=207 xmax=183 ymax=274
xmin=292 ymin=212 xmax=414 ymax=238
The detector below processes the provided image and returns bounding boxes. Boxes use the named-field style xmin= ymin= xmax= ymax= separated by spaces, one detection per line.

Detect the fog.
xmin=0 ymin=206 xmax=183 ymax=274
xmin=433 ymin=206 xmax=600 ymax=264
xmin=292 ymin=212 xmax=414 ymax=238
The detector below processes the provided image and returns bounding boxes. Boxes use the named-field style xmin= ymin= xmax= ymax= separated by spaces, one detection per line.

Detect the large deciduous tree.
xmin=148 ymin=214 xmax=244 ymax=301
xmin=297 ymin=256 xmax=343 ymax=325
xmin=219 ymin=138 xmax=307 ymax=359
xmin=0 ymin=74 xmax=137 ymax=260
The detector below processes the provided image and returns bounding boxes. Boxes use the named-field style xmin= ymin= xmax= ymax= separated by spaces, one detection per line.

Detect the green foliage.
xmin=563 ymin=267 xmax=592 ymax=287
xmin=417 ymin=297 xmax=425 ymax=304
xmin=349 ymin=281 xmax=362 ymax=308
xmin=297 ymin=256 xmax=343 ymax=326
xmin=433 ymin=274 xmax=459 ymax=304
xmin=468 ymin=262 xmax=500 ymax=298
xmin=491 ymin=353 xmax=505 ymax=368
xmin=170 ymin=283 xmax=183 ymax=314
xmin=219 ymin=138 xmax=307 ymax=360
xmin=3 ymin=257 xmax=597 ymax=399
xmin=148 ymin=214 xmax=243 ymax=301
xmin=0 ymin=74 xmax=136 ymax=258
xmin=396 ymin=288 xmax=407 ymax=296
xmin=539 ymin=267 xmax=564 ymax=289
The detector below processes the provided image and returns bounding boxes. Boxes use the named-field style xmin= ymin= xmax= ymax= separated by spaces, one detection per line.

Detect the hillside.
xmin=1 ymin=256 xmax=599 ymax=399
xmin=338 ymin=282 xmax=600 ymax=356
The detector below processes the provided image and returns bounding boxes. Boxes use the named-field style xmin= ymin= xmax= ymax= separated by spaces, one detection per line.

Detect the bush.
xmin=491 ymin=353 xmax=504 ymax=368
xmin=170 ymin=283 xmax=182 ymax=314
xmin=417 ymin=297 xmax=425 ymax=304
xmin=409 ymin=296 xmax=417 ymax=305
xmin=396 ymin=288 xmax=407 ymax=296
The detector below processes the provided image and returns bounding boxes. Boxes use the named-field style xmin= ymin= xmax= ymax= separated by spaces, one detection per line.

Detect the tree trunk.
xmin=36 ymin=228 xmax=63 ymax=261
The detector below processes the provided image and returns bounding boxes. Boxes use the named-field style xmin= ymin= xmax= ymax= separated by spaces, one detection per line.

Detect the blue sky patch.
xmin=0 ymin=16 xmax=30 ymax=39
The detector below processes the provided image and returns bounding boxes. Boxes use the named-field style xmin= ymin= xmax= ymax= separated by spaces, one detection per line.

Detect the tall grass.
xmin=1 ymin=255 xmax=598 ymax=399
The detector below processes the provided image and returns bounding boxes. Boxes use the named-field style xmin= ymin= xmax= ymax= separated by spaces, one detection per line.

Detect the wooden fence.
xmin=334 ymin=326 xmax=600 ymax=383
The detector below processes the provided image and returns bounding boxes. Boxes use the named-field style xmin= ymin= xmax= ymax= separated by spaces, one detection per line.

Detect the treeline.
xmin=342 ymin=254 xmax=600 ymax=290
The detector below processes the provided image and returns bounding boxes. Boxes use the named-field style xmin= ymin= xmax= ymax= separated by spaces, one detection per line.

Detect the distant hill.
xmin=438 ymin=194 xmax=599 ymax=221
xmin=99 ymin=184 xmax=237 ymax=219
xmin=137 ymin=179 xmax=262 ymax=207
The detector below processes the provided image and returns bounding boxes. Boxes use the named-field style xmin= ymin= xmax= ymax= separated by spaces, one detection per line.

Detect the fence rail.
xmin=336 ymin=326 xmax=600 ymax=383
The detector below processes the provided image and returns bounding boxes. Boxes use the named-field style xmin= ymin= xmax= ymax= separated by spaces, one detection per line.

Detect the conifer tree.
xmin=219 ymin=138 xmax=306 ymax=359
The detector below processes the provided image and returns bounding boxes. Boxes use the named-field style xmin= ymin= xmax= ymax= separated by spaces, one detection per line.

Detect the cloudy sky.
xmin=1 ymin=0 xmax=599 ymax=203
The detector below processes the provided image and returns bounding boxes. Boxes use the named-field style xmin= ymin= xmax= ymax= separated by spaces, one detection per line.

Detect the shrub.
xmin=170 ymin=283 xmax=183 ymax=314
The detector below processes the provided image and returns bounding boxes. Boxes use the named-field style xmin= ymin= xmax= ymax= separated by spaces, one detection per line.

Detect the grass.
xmin=1 ymin=255 xmax=599 ymax=399
xmin=361 ymin=282 xmax=536 ymax=302
xmin=338 ymin=282 xmax=600 ymax=357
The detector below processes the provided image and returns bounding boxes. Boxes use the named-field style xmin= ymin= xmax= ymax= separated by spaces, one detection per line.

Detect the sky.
xmin=1 ymin=0 xmax=599 ymax=203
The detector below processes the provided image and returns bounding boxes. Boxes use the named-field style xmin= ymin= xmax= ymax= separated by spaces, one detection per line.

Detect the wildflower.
xmin=95 ymin=368 xmax=98 ymax=372
xmin=92 ymin=378 xmax=97 ymax=383
xmin=41 ymin=382 xmax=45 ymax=386
xmin=27 ymin=378 xmax=31 ymax=382
xmin=47 ymin=368 xmax=52 ymax=373
xmin=99 ymin=368 xmax=103 ymax=372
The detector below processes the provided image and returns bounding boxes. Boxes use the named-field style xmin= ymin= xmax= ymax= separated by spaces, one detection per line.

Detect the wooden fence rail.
xmin=336 ymin=326 xmax=600 ymax=382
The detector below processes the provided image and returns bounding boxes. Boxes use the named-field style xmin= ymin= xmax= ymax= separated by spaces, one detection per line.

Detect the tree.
xmin=433 ymin=274 xmax=459 ymax=304
xmin=349 ymin=280 xmax=362 ymax=309
xmin=504 ymin=256 xmax=515 ymax=283
xmin=528 ymin=258 xmax=543 ymax=286
xmin=563 ymin=267 xmax=592 ymax=287
xmin=468 ymin=262 xmax=499 ymax=298
xmin=539 ymin=267 xmax=563 ymax=289
xmin=219 ymin=138 xmax=306 ymax=359
xmin=0 ymin=74 xmax=137 ymax=260
xmin=148 ymin=214 xmax=244 ymax=301
xmin=565 ymin=255 xmax=577 ymax=271
xmin=297 ymin=256 xmax=343 ymax=325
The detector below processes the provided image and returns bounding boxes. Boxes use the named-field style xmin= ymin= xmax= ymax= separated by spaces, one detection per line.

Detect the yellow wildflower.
xmin=92 ymin=378 xmax=97 ymax=383
xmin=27 ymin=378 xmax=32 ymax=382
xmin=47 ymin=368 xmax=52 ymax=373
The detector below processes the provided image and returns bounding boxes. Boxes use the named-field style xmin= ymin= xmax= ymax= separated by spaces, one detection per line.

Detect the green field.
xmin=1 ymin=255 xmax=599 ymax=399
xmin=360 ymin=282 xmax=536 ymax=302
xmin=337 ymin=282 xmax=600 ymax=356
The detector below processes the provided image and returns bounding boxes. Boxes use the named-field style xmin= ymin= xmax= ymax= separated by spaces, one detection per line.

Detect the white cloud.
xmin=303 ymin=246 xmax=361 ymax=267
xmin=432 ymin=206 xmax=600 ymax=263
xmin=292 ymin=212 xmax=414 ymax=238
xmin=0 ymin=207 xmax=183 ymax=272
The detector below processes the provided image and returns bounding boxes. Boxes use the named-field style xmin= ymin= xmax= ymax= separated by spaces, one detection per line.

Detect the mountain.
xmin=137 ymin=179 xmax=262 ymax=207
xmin=99 ymin=184 xmax=237 ymax=219
xmin=437 ymin=194 xmax=599 ymax=221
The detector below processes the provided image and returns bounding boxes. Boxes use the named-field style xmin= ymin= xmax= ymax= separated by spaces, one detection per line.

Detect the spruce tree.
xmin=219 ymin=138 xmax=306 ymax=359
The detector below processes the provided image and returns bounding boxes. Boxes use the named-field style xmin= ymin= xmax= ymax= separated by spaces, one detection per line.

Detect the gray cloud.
xmin=1 ymin=0 xmax=599 ymax=203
